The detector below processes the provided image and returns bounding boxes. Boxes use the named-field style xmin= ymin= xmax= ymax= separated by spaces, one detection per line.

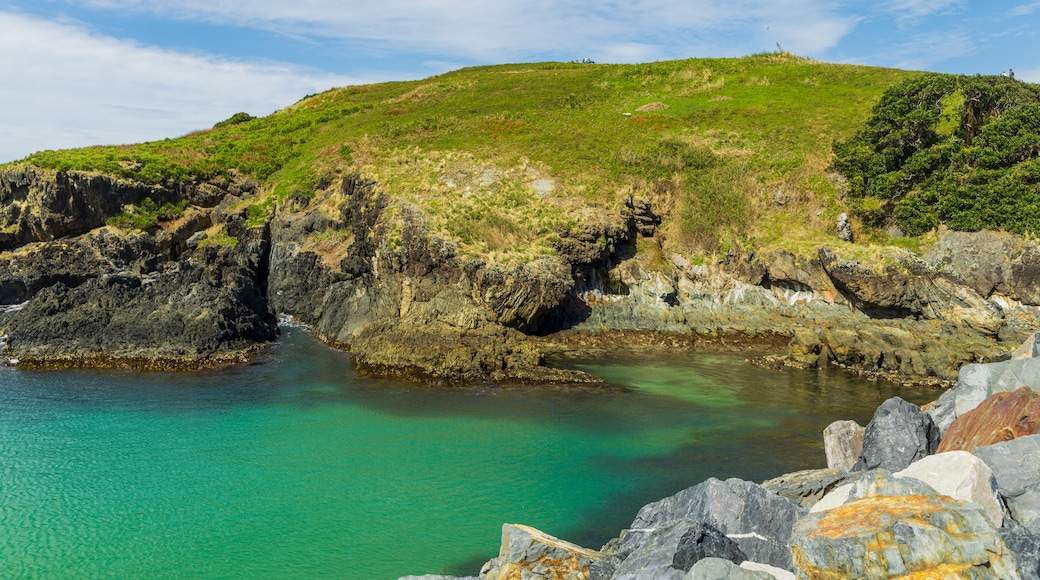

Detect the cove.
xmin=0 ymin=326 xmax=934 ymax=579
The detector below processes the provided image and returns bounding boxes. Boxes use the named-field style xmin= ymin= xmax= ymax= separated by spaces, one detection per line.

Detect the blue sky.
xmin=1 ymin=0 xmax=1038 ymax=163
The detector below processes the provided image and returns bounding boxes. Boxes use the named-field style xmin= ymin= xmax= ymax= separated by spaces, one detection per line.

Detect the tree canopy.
xmin=832 ymin=74 xmax=1040 ymax=236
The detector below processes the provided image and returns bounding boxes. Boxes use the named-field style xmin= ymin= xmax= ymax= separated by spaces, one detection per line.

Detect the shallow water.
xmin=0 ymin=326 xmax=935 ymax=579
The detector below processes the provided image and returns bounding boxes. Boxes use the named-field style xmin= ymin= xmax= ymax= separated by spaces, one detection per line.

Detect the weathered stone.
xmin=835 ymin=212 xmax=852 ymax=242
xmin=852 ymin=397 xmax=939 ymax=472
xmin=1013 ymin=332 xmax=1040 ymax=359
xmin=974 ymin=435 xmax=1040 ymax=532
xmin=399 ymin=576 xmax=478 ymax=580
xmin=737 ymin=561 xmax=794 ymax=580
xmin=761 ymin=468 xmax=847 ymax=508
xmin=612 ymin=521 xmax=730 ymax=580
xmin=479 ymin=524 xmax=602 ymax=580
xmin=1000 ymin=521 xmax=1040 ymax=580
xmin=672 ymin=523 xmax=747 ymax=571
xmin=822 ymin=420 xmax=863 ymax=472
xmin=790 ymin=471 xmax=1020 ymax=579
xmin=924 ymin=229 xmax=1040 ymax=306
xmin=927 ymin=357 xmax=1040 ymax=436
xmin=683 ymin=558 xmax=770 ymax=580
xmin=938 ymin=387 xmax=1040 ymax=453
xmin=893 ymin=450 xmax=1003 ymax=527
xmin=621 ymin=478 xmax=805 ymax=572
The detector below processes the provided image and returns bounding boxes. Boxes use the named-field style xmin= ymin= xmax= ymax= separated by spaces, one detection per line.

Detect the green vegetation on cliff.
xmin=833 ymin=74 xmax=1040 ymax=236
xmin=6 ymin=53 xmax=921 ymax=258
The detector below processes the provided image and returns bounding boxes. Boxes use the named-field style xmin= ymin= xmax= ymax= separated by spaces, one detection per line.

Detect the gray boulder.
xmin=684 ymin=558 xmax=771 ymax=580
xmin=823 ymin=420 xmax=863 ymax=472
xmin=852 ymin=397 xmax=939 ymax=472
xmin=974 ymin=434 xmax=1040 ymax=532
xmin=761 ymin=468 xmax=848 ymax=508
xmin=927 ymin=357 xmax=1040 ymax=436
xmin=480 ymin=523 xmax=602 ymax=580
xmin=1013 ymin=332 xmax=1040 ymax=359
xmin=672 ymin=523 xmax=747 ymax=571
xmin=1000 ymin=521 xmax=1040 ymax=580
xmin=621 ymin=478 xmax=805 ymax=572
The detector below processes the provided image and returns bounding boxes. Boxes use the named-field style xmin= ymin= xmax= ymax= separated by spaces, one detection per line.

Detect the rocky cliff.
xmin=2 ymin=166 xmax=1038 ymax=383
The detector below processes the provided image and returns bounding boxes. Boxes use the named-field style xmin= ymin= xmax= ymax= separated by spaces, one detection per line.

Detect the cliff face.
xmin=1 ymin=166 xmax=1038 ymax=383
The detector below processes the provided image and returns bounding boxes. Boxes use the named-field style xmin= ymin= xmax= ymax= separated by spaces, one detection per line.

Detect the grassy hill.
xmin=4 ymin=52 xmax=918 ymax=262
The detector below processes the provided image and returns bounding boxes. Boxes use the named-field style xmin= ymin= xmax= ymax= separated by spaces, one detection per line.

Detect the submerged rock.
xmin=852 ymin=397 xmax=939 ymax=472
xmin=791 ymin=471 xmax=1019 ymax=579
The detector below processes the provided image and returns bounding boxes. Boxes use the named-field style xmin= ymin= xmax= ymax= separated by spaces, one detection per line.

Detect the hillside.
xmin=3 ymin=53 xmax=1040 ymax=384
xmin=6 ymin=52 xmax=914 ymax=260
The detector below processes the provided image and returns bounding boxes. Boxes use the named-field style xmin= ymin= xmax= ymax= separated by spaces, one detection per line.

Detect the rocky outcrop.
xmin=938 ymin=387 xmax=1040 ymax=452
xmin=852 ymin=397 xmax=939 ymax=472
xmin=924 ymin=229 xmax=1040 ymax=307
xmin=791 ymin=471 xmax=1019 ymax=579
xmin=479 ymin=524 xmax=603 ymax=580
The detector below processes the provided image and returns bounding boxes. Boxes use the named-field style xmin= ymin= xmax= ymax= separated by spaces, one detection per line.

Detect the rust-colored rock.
xmin=938 ymin=387 xmax=1040 ymax=453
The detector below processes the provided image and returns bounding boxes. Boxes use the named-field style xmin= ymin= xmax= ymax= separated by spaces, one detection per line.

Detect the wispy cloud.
xmin=885 ymin=29 xmax=976 ymax=70
xmin=884 ymin=0 xmax=965 ymax=18
xmin=1009 ymin=1 xmax=1040 ymax=16
xmin=0 ymin=10 xmax=369 ymax=162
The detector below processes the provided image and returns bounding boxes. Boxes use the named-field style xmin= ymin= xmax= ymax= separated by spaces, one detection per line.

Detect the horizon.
xmin=1 ymin=0 xmax=1038 ymax=164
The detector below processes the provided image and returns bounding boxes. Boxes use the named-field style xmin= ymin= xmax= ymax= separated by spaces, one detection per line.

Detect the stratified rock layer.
xmin=938 ymin=387 xmax=1040 ymax=452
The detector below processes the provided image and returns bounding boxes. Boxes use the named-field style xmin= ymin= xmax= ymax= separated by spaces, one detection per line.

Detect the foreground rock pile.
xmin=403 ymin=334 xmax=1040 ymax=579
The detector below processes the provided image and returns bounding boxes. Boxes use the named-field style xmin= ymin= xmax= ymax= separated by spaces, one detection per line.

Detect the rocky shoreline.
xmin=402 ymin=335 xmax=1040 ymax=580
xmin=3 ymin=167 xmax=1039 ymax=386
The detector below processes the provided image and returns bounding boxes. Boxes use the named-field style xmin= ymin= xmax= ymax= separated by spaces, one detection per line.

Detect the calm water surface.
xmin=0 ymin=325 xmax=936 ymax=579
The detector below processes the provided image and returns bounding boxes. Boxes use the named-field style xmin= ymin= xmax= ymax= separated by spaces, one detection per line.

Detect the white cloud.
xmin=884 ymin=29 xmax=976 ymax=70
xmin=0 ymin=10 xmax=369 ymax=162
xmin=1009 ymin=1 xmax=1040 ymax=16
xmin=884 ymin=0 xmax=964 ymax=18
xmin=59 ymin=0 xmax=857 ymax=61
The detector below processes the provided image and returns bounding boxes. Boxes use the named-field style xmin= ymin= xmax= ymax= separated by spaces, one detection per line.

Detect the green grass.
xmin=4 ymin=52 xmax=918 ymax=259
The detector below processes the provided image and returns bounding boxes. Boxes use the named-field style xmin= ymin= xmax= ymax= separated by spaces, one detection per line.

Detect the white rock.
xmin=739 ymin=561 xmax=796 ymax=580
xmin=894 ymin=451 xmax=1003 ymax=527
xmin=809 ymin=484 xmax=853 ymax=513
xmin=823 ymin=420 xmax=864 ymax=473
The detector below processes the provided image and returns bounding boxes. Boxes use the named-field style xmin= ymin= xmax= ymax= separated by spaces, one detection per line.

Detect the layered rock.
xmin=479 ymin=524 xmax=603 ymax=580
xmin=791 ymin=472 xmax=1019 ymax=579
xmin=938 ymin=387 xmax=1040 ymax=452
xmin=761 ymin=468 xmax=848 ymax=509
xmin=852 ymin=397 xmax=939 ymax=472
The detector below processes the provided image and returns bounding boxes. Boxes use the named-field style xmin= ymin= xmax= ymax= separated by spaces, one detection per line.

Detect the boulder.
xmin=974 ymin=434 xmax=1040 ymax=532
xmin=927 ymin=357 xmax=1040 ymax=436
xmin=611 ymin=521 xmax=741 ymax=580
xmin=621 ymin=478 xmax=805 ymax=572
xmin=938 ymin=387 xmax=1040 ymax=452
xmin=893 ymin=450 xmax=1003 ymax=527
xmin=1013 ymin=332 xmax=1040 ymax=359
xmin=852 ymin=397 xmax=939 ymax=472
xmin=672 ymin=523 xmax=747 ymax=571
xmin=1000 ymin=522 xmax=1040 ymax=580
xmin=736 ymin=562 xmax=794 ymax=580
xmin=400 ymin=576 xmax=478 ymax=580
xmin=790 ymin=471 xmax=1020 ymax=579
xmin=684 ymin=558 xmax=770 ymax=580
xmin=760 ymin=468 xmax=848 ymax=508
xmin=822 ymin=420 xmax=863 ymax=472
xmin=479 ymin=524 xmax=603 ymax=580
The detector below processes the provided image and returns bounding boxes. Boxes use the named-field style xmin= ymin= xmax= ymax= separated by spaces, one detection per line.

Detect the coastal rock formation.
xmin=927 ymin=356 xmax=1040 ymax=436
xmin=974 ymin=435 xmax=1040 ymax=533
xmin=621 ymin=478 xmax=805 ymax=571
xmin=791 ymin=471 xmax=1019 ymax=579
xmin=938 ymin=387 xmax=1040 ymax=452
xmin=822 ymin=420 xmax=863 ymax=472
xmin=479 ymin=524 xmax=603 ymax=580
xmin=851 ymin=397 xmax=939 ymax=472
xmin=893 ymin=451 xmax=1003 ymax=527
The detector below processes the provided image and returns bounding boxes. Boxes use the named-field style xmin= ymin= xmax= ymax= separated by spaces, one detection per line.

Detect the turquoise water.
xmin=0 ymin=326 xmax=935 ymax=579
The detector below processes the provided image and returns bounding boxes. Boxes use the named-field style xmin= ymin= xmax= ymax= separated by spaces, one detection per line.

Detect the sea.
xmin=0 ymin=324 xmax=935 ymax=579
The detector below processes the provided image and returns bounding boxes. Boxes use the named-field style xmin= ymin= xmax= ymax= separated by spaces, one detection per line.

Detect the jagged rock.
xmin=823 ymin=420 xmax=863 ymax=472
xmin=938 ymin=387 xmax=1040 ymax=452
xmin=974 ymin=435 xmax=1040 ymax=532
xmin=924 ymin=229 xmax=1040 ymax=306
xmin=683 ymin=558 xmax=770 ymax=580
xmin=927 ymin=355 xmax=1040 ymax=436
xmin=790 ymin=471 xmax=1020 ymax=579
xmin=893 ymin=450 xmax=1003 ymax=527
xmin=835 ymin=212 xmax=852 ymax=242
xmin=479 ymin=524 xmax=602 ymax=580
xmin=621 ymin=478 xmax=805 ymax=572
xmin=672 ymin=523 xmax=747 ymax=571
xmin=852 ymin=397 xmax=939 ymax=472
xmin=761 ymin=468 xmax=848 ymax=508
xmin=1014 ymin=332 xmax=1040 ymax=359
xmin=1000 ymin=521 xmax=1040 ymax=580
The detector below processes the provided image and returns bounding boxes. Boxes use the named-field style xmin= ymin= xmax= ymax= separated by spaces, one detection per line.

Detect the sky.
xmin=0 ymin=0 xmax=1038 ymax=163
